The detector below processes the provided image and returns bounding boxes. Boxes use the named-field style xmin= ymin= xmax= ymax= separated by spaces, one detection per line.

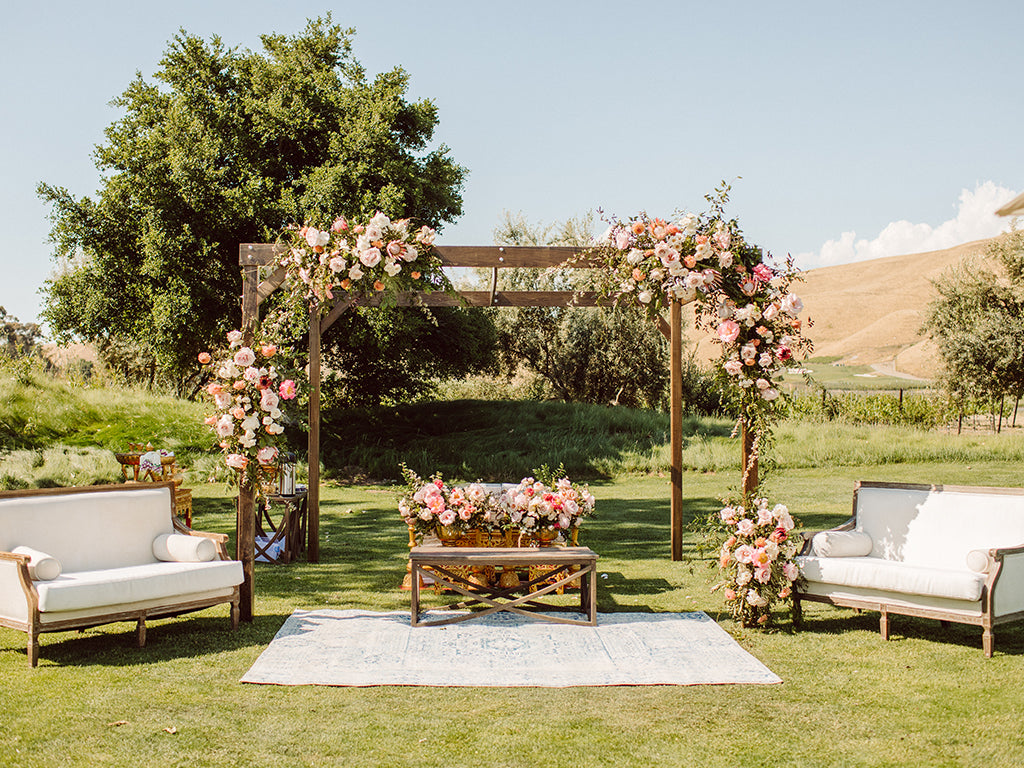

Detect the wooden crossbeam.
xmin=240 ymin=243 xmax=601 ymax=269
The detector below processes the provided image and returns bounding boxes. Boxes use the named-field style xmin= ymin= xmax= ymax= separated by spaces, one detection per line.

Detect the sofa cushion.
xmin=153 ymin=534 xmax=216 ymax=563
xmin=34 ymin=561 xmax=243 ymax=613
xmin=11 ymin=546 xmax=62 ymax=581
xmin=853 ymin=485 xmax=1024 ymax=568
xmin=811 ymin=531 xmax=873 ymax=558
xmin=966 ymin=549 xmax=991 ymax=574
xmin=797 ymin=555 xmax=986 ymax=602
xmin=0 ymin=486 xmax=175 ymax=572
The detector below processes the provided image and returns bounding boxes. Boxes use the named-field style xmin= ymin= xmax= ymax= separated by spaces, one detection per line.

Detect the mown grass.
xmin=4 ymin=473 xmax=1024 ymax=768
xmin=6 ymin=372 xmax=1024 ymax=766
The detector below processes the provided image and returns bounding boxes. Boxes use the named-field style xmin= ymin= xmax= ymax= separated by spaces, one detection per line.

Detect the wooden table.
xmin=410 ymin=546 xmax=598 ymax=627
xmin=255 ymin=492 xmax=308 ymax=564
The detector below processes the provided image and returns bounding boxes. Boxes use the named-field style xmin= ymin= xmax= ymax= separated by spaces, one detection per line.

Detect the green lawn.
xmin=4 ymin=468 xmax=1024 ymax=767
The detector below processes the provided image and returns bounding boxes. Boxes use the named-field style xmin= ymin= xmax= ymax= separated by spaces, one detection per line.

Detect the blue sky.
xmin=2 ymin=0 xmax=1022 ymax=328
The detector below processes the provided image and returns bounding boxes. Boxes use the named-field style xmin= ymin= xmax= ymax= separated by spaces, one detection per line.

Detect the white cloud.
xmin=798 ymin=181 xmax=1019 ymax=268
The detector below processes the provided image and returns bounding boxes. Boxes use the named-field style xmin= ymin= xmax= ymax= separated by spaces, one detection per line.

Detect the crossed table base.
xmin=410 ymin=546 xmax=598 ymax=627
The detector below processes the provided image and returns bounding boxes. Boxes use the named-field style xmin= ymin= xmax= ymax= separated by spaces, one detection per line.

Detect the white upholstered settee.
xmin=794 ymin=480 xmax=1024 ymax=656
xmin=0 ymin=482 xmax=243 ymax=666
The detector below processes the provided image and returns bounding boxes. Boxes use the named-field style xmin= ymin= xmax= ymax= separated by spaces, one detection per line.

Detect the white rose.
xmin=781 ymin=293 xmax=804 ymax=316
xmin=384 ymin=261 xmax=402 ymax=277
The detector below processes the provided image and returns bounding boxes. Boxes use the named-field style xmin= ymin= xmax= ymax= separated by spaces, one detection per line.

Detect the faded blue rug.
xmin=240 ymin=609 xmax=782 ymax=687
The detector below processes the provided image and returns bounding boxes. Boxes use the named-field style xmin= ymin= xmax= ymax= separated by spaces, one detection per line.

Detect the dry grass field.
xmin=686 ymin=237 xmax=997 ymax=379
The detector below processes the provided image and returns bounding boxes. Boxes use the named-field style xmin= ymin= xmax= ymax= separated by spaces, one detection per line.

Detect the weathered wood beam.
xmin=669 ymin=298 xmax=684 ymax=561
xmin=239 ymin=244 xmax=601 ymax=269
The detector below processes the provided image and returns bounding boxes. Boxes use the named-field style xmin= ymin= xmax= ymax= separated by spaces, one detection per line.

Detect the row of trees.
xmin=38 ymin=17 xmax=713 ymax=416
xmin=924 ymin=229 xmax=1024 ymax=432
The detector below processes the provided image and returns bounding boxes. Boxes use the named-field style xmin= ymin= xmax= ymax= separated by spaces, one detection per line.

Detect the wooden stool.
xmin=174 ymin=488 xmax=193 ymax=528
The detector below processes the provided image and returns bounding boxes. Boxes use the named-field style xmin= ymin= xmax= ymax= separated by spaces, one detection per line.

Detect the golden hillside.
xmin=685 ymin=237 xmax=997 ymax=380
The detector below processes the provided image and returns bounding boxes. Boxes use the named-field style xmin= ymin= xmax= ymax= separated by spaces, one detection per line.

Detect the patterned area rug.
xmin=240 ymin=609 xmax=782 ymax=687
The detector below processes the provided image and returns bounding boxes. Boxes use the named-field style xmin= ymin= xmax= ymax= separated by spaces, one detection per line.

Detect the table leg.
xmin=411 ymin=563 xmax=421 ymax=627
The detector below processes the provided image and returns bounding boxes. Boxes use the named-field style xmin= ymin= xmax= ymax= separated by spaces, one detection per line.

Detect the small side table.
xmin=174 ymin=487 xmax=193 ymax=528
xmin=256 ymin=492 xmax=308 ymax=564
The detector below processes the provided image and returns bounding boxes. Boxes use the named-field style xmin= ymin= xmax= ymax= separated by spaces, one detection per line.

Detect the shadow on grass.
xmin=319 ymin=399 xmax=732 ymax=482
xmin=24 ymin=611 xmax=293 ymax=668
xmin=796 ymin=607 xmax=1024 ymax=657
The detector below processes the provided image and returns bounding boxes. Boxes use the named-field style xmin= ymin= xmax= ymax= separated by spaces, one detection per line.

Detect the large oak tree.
xmin=40 ymin=16 xmax=470 ymax=395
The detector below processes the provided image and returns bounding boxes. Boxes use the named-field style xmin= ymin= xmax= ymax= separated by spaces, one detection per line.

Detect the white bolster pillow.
xmin=12 ymin=546 xmax=63 ymax=581
xmin=811 ymin=530 xmax=873 ymax=558
xmin=966 ymin=549 xmax=991 ymax=574
xmin=153 ymin=534 xmax=216 ymax=563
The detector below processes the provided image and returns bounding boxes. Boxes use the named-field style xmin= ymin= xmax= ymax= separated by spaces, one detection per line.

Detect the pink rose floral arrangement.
xmin=715 ymin=497 xmax=801 ymax=627
xmin=495 ymin=476 xmax=596 ymax=537
xmin=200 ymin=329 xmax=301 ymax=495
xmin=279 ymin=212 xmax=448 ymax=310
xmin=588 ymin=196 xmax=812 ymax=411
xmin=398 ymin=465 xmax=595 ymax=540
xmin=399 ymin=466 xmax=499 ymax=537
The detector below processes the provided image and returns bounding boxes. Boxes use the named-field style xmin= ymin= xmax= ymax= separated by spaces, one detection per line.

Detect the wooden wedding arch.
xmin=236 ymin=242 xmax=756 ymax=620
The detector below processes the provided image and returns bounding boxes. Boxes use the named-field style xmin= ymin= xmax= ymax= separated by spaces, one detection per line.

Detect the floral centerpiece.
xmin=495 ymin=475 xmax=596 ymax=538
xmin=199 ymin=329 xmax=301 ymax=496
xmin=398 ymin=466 xmax=499 ymax=538
xmin=398 ymin=465 xmax=595 ymax=543
xmin=714 ymin=497 xmax=801 ymax=627
xmin=279 ymin=212 xmax=448 ymax=309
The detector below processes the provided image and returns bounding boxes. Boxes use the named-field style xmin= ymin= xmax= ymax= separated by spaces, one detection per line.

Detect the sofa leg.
xmin=136 ymin=616 xmax=147 ymax=648
xmin=791 ymin=595 xmax=802 ymax=629
xmin=27 ymin=628 xmax=39 ymax=668
xmin=230 ymin=600 xmax=240 ymax=631
xmin=879 ymin=609 xmax=890 ymax=641
xmin=983 ymin=628 xmax=994 ymax=658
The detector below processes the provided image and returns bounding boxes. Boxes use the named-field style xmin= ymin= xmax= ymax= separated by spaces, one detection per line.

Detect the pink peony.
xmin=753 ymin=263 xmax=773 ymax=282
xmin=227 ymin=330 xmax=243 ymax=345
xmin=614 ymin=228 xmax=631 ymax=250
xmin=278 ymin=380 xmax=297 ymax=400
xmin=225 ymin=453 xmax=249 ymax=471
xmin=331 ymin=216 xmax=348 ymax=232
xmin=717 ymin=319 xmax=741 ymax=344
xmin=359 ymin=247 xmax=382 ymax=268
xmin=233 ymin=347 xmax=256 ymax=368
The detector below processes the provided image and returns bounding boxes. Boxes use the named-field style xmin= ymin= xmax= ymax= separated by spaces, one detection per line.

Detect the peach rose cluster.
xmin=716 ymin=497 xmax=801 ymax=626
xmin=281 ymin=212 xmax=440 ymax=306
xmin=592 ymin=211 xmax=811 ymax=404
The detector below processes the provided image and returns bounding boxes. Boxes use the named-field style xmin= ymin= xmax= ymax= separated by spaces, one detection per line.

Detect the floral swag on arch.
xmin=208 ymin=195 xmax=810 ymax=628
xmin=582 ymin=189 xmax=813 ymax=627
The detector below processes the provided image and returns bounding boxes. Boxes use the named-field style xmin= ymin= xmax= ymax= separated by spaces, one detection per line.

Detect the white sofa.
xmin=0 ymin=482 xmax=243 ymax=666
xmin=794 ymin=480 xmax=1024 ymax=656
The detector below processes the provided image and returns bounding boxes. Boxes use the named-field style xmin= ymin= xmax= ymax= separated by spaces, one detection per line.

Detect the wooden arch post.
xmin=236 ymin=243 xmax=695 ymax=613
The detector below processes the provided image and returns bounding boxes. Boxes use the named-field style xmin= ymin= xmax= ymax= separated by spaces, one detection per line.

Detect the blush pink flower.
xmin=225 ymin=453 xmax=249 ymax=471
xmin=256 ymin=446 xmax=279 ymax=466
xmin=717 ymin=319 xmax=741 ymax=344
xmin=198 ymin=352 xmax=212 ymax=364
xmin=278 ymin=380 xmax=297 ymax=400
xmin=233 ymin=347 xmax=256 ymax=368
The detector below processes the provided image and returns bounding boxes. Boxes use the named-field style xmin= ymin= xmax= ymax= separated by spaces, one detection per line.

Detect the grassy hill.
xmin=686 ymin=237 xmax=997 ymax=380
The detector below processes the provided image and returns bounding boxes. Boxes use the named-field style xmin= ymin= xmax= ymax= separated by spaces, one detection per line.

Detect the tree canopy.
xmin=39 ymin=16 xmax=467 ymax=393
xmin=924 ymin=229 xmax=1024 ymax=429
